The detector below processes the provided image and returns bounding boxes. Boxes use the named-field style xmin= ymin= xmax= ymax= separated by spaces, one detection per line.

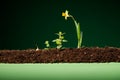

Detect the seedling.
xmin=44 ymin=40 xmax=50 ymax=49
xmin=35 ymin=44 xmax=40 ymax=51
xmin=52 ymin=31 xmax=67 ymax=49
xmin=62 ymin=10 xmax=83 ymax=48
xmin=43 ymin=10 xmax=82 ymax=49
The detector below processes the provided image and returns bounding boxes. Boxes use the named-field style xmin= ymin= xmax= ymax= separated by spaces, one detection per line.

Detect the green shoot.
xmin=52 ymin=31 xmax=67 ymax=49
xmin=44 ymin=40 xmax=50 ymax=49
xmin=35 ymin=44 xmax=40 ymax=51
xmin=62 ymin=10 xmax=83 ymax=48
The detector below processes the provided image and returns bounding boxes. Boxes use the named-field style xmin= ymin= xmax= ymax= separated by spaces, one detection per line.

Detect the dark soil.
xmin=0 ymin=47 xmax=120 ymax=63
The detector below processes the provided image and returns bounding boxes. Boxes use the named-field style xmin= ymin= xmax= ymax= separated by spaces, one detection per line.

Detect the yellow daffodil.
xmin=62 ymin=10 xmax=70 ymax=20
xmin=62 ymin=10 xmax=83 ymax=48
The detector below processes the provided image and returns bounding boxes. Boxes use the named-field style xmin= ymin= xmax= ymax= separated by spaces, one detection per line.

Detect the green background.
xmin=1 ymin=0 xmax=120 ymax=49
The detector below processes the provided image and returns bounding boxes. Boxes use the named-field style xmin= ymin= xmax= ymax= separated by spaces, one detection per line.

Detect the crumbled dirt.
xmin=0 ymin=47 xmax=120 ymax=63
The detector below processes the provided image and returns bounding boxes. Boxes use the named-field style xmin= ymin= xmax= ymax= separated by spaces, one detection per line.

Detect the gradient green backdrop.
xmin=1 ymin=0 xmax=120 ymax=49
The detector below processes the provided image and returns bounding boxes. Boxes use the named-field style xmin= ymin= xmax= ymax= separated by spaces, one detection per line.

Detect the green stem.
xmin=70 ymin=15 xmax=83 ymax=48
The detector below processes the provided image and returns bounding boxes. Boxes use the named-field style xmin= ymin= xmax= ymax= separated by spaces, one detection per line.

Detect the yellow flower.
xmin=62 ymin=10 xmax=70 ymax=20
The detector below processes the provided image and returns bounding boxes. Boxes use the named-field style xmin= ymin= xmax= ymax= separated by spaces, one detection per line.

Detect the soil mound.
xmin=0 ymin=47 xmax=120 ymax=63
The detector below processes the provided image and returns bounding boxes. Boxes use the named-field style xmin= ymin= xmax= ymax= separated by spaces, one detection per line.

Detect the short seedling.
xmin=62 ymin=10 xmax=83 ymax=48
xmin=44 ymin=40 xmax=50 ymax=49
xmin=35 ymin=44 xmax=40 ymax=51
xmin=52 ymin=31 xmax=67 ymax=49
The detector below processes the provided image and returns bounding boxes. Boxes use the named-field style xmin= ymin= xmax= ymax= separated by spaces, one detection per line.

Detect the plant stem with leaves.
xmin=62 ymin=10 xmax=83 ymax=48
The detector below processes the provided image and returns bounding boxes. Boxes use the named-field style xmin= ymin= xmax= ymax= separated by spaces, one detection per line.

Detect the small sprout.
xmin=36 ymin=44 xmax=40 ymax=51
xmin=44 ymin=40 xmax=50 ymax=49
xmin=52 ymin=31 xmax=67 ymax=49
xmin=62 ymin=10 xmax=83 ymax=48
xmin=45 ymin=41 xmax=50 ymax=47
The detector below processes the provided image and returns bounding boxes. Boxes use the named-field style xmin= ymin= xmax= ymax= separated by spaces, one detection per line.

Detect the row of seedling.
xmin=36 ymin=10 xmax=83 ymax=50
